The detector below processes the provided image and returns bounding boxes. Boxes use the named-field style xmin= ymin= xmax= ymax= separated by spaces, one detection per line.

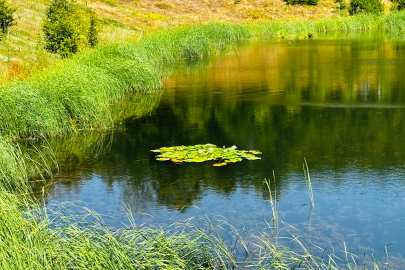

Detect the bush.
xmin=391 ymin=0 xmax=405 ymax=10
xmin=43 ymin=0 xmax=80 ymax=57
xmin=349 ymin=0 xmax=384 ymax=15
xmin=335 ymin=0 xmax=347 ymax=9
xmin=285 ymin=0 xmax=319 ymax=6
xmin=0 ymin=0 xmax=15 ymax=34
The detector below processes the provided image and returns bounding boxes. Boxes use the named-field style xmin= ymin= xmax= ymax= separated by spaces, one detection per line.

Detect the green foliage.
xmin=349 ymin=0 xmax=384 ymax=15
xmin=0 ymin=0 xmax=15 ymax=34
xmin=285 ymin=0 xmax=319 ymax=6
xmin=99 ymin=0 xmax=118 ymax=6
xmin=335 ymin=0 xmax=347 ymax=9
xmin=87 ymin=11 xmax=98 ymax=47
xmin=391 ymin=0 xmax=405 ymax=10
xmin=151 ymin=144 xmax=261 ymax=165
xmin=154 ymin=3 xmax=173 ymax=9
xmin=43 ymin=0 xmax=80 ymax=57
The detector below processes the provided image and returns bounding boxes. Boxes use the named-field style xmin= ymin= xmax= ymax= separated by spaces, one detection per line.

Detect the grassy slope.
xmin=0 ymin=0 xmax=372 ymax=83
xmin=1 ymin=0 xmax=399 ymax=82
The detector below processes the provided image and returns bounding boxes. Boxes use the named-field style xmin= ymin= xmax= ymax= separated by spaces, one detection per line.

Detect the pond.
xmin=43 ymin=31 xmax=405 ymax=265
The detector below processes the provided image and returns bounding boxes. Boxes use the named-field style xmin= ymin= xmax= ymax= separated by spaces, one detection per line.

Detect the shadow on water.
xmin=22 ymin=31 xmax=405 ymax=267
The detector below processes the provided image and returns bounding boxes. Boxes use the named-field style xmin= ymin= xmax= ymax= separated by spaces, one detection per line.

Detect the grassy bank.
xmin=0 ymin=190 xmax=381 ymax=269
xmin=0 ymin=13 xmax=404 ymax=268
xmin=3 ymin=12 xmax=405 ymax=141
xmin=0 ymin=0 xmax=344 ymax=83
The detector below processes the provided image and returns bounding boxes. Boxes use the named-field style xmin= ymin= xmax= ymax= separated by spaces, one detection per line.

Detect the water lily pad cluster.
xmin=151 ymin=144 xmax=261 ymax=166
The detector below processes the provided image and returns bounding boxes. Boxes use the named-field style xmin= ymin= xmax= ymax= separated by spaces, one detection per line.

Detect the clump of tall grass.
xmin=0 ymin=194 xmax=239 ymax=269
xmin=248 ymin=12 xmax=405 ymax=39
xmin=0 ymin=136 xmax=28 ymax=192
xmin=0 ymin=193 xmax=390 ymax=269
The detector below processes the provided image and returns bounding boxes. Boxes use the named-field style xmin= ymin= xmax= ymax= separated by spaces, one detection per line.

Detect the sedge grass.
xmin=0 ymin=160 xmax=394 ymax=269
xmin=0 ymin=193 xmax=391 ymax=270
xmin=303 ymin=158 xmax=315 ymax=209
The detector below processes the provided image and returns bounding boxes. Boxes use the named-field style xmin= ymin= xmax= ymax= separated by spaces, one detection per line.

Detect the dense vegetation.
xmin=285 ymin=0 xmax=319 ymax=6
xmin=349 ymin=0 xmax=384 ymax=15
xmin=392 ymin=0 xmax=405 ymax=10
xmin=43 ymin=0 xmax=99 ymax=57
xmin=0 ymin=0 xmax=14 ymax=34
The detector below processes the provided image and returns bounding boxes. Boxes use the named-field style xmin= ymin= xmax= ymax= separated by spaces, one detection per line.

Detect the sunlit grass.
xmin=0 ymin=179 xmax=391 ymax=269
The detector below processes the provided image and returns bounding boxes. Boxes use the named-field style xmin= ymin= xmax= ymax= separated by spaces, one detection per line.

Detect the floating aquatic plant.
xmin=151 ymin=144 xmax=261 ymax=166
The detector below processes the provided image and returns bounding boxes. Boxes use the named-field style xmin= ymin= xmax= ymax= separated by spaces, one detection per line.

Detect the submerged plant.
xmin=151 ymin=144 xmax=261 ymax=165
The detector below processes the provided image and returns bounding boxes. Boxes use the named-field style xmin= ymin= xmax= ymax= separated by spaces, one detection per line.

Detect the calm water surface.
xmin=44 ymin=32 xmax=405 ymax=264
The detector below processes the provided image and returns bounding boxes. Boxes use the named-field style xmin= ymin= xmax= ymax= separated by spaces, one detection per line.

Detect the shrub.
xmin=154 ymin=3 xmax=173 ymax=9
xmin=335 ymin=0 xmax=347 ymax=9
xmin=349 ymin=0 xmax=384 ymax=14
xmin=285 ymin=0 xmax=319 ymax=6
xmin=391 ymin=0 xmax=405 ymax=10
xmin=0 ymin=0 xmax=15 ymax=34
xmin=43 ymin=0 xmax=80 ymax=57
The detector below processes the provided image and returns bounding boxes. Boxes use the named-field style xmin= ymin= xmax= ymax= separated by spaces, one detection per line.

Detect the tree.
xmin=0 ymin=0 xmax=15 ymax=34
xmin=43 ymin=0 xmax=79 ymax=57
xmin=349 ymin=0 xmax=384 ymax=15
xmin=392 ymin=0 xmax=405 ymax=10
xmin=87 ymin=11 xmax=98 ymax=47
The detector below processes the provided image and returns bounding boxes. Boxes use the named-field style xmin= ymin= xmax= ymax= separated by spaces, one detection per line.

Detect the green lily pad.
xmin=151 ymin=144 xmax=262 ymax=165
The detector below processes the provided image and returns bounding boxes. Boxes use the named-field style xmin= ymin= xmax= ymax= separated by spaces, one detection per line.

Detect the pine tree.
xmin=87 ymin=11 xmax=98 ymax=48
xmin=0 ymin=0 xmax=15 ymax=34
xmin=43 ymin=0 xmax=79 ymax=57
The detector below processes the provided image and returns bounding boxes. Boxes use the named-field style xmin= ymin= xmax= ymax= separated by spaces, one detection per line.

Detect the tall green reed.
xmin=303 ymin=158 xmax=315 ymax=209
xmin=264 ymin=172 xmax=278 ymax=230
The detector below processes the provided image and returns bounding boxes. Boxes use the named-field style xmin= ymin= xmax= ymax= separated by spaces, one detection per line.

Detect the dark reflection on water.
xmin=44 ymin=32 xmax=405 ymax=263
